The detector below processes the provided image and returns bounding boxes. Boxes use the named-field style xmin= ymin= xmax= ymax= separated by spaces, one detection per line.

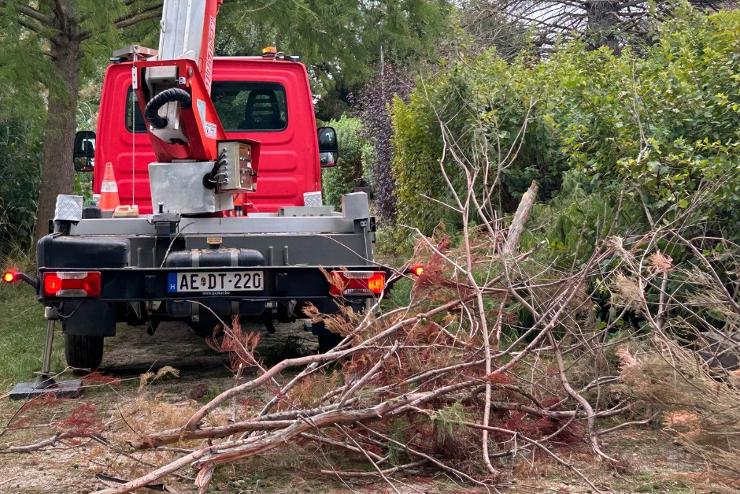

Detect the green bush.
xmin=321 ymin=115 xmax=375 ymax=208
xmin=391 ymin=90 xmax=446 ymax=232
xmin=392 ymin=51 xmax=567 ymax=234
xmin=520 ymin=170 xmax=645 ymax=267
xmin=540 ymin=9 xmax=739 ymax=229
xmin=0 ymin=119 xmax=41 ymax=253
xmin=391 ymin=8 xmax=739 ymax=238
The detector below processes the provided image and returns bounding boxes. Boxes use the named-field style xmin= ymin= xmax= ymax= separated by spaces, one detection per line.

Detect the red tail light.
xmin=43 ymin=271 xmax=101 ymax=298
xmin=329 ymin=270 xmax=386 ymax=297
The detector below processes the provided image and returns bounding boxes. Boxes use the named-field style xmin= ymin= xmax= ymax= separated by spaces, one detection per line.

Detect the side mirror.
xmin=318 ymin=127 xmax=338 ymax=168
xmin=73 ymin=130 xmax=95 ymax=172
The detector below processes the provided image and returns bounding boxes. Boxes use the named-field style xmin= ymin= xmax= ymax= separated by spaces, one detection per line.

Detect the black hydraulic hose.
xmin=203 ymin=151 xmax=228 ymax=189
xmin=144 ymin=88 xmax=192 ymax=129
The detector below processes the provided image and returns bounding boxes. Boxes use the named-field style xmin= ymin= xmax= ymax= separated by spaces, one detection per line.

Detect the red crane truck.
xmin=6 ymin=0 xmax=383 ymax=378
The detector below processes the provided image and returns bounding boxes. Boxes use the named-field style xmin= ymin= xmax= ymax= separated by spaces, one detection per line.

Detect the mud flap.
xmin=61 ymin=301 xmax=117 ymax=337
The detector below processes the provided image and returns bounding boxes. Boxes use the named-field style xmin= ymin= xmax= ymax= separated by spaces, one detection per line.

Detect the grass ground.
xmin=0 ymin=283 xmax=64 ymax=393
xmin=0 ymin=282 xmax=737 ymax=493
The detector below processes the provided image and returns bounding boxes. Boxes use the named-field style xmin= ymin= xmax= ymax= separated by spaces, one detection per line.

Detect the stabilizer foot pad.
xmin=9 ymin=379 xmax=83 ymax=400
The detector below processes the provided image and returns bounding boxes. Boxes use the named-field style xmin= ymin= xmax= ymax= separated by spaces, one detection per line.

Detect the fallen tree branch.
xmin=503 ymin=180 xmax=538 ymax=255
xmin=318 ymin=460 xmax=426 ymax=477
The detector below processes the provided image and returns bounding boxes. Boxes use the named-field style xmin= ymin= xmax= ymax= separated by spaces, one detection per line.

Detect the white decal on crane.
xmin=204 ymin=122 xmax=217 ymax=138
xmin=196 ymin=99 xmax=207 ymax=124
xmin=204 ymin=16 xmax=216 ymax=92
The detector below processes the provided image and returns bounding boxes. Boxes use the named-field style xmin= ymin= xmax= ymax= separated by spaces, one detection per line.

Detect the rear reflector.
xmin=43 ymin=271 xmax=101 ymax=298
xmin=329 ymin=270 xmax=386 ymax=297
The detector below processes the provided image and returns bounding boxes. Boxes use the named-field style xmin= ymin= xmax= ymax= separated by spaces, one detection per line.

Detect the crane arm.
xmin=157 ymin=0 xmax=222 ymax=93
xmin=131 ymin=0 xmax=259 ymax=214
xmin=135 ymin=0 xmax=224 ymax=162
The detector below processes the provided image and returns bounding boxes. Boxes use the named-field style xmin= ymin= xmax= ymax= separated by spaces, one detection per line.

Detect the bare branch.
xmin=114 ymin=7 xmax=163 ymax=29
xmin=16 ymin=4 xmax=55 ymax=27
xmin=113 ymin=3 xmax=163 ymax=29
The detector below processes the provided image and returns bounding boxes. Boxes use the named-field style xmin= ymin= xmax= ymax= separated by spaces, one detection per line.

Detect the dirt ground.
xmin=0 ymin=323 xmax=737 ymax=494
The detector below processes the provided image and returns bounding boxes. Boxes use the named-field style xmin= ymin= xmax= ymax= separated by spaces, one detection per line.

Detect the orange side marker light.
xmin=408 ymin=264 xmax=424 ymax=277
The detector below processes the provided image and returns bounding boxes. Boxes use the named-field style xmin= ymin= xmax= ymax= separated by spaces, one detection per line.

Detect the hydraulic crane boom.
xmin=131 ymin=0 xmax=259 ymax=214
xmin=158 ymin=0 xmax=222 ymax=93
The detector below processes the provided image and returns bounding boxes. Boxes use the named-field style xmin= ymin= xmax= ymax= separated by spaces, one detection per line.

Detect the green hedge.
xmin=391 ymin=9 xmax=739 ymax=238
xmin=540 ymin=10 xmax=739 ymax=224
xmin=321 ymin=115 xmax=375 ymax=208
xmin=0 ymin=119 xmax=41 ymax=253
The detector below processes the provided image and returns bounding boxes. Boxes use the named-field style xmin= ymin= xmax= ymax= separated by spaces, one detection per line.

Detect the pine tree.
xmin=0 ymin=0 xmax=161 ymax=241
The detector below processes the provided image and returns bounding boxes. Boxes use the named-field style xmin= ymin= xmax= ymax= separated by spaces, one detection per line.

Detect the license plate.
xmin=167 ymin=271 xmax=263 ymax=293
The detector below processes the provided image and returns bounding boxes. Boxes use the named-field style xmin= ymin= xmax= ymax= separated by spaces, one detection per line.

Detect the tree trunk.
xmin=35 ymin=19 xmax=81 ymax=241
xmin=585 ymin=0 xmax=621 ymax=52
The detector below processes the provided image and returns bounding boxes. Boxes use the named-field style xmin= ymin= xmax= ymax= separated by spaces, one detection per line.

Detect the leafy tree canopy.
xmin=0 ymin=0 xmax=160 ymax=93
xmin=217 ymin=0 xmax=453 ymax=117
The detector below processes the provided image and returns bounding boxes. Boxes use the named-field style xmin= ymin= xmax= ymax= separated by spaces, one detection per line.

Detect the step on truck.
xmin=17 ymin=0 xmax=384 ymax=370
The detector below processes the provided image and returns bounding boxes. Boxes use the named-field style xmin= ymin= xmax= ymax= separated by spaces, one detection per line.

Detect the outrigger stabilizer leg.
xmin=9 ymin=307 xmax=82 ymax=400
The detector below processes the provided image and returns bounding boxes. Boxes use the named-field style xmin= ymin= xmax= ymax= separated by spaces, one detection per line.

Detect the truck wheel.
xmin=318 ymin=333 xmax=343 ymax=353
xmin=64 ymin=334 xmax=104 ymax=372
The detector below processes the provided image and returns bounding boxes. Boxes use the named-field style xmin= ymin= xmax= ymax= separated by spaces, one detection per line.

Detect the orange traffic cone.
xmin=99 ymin=162 xmax=120 ymax=212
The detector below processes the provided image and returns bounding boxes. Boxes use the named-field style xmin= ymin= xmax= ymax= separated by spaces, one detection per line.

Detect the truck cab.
xmin=93 ymin=56 xmax=324 ymax=213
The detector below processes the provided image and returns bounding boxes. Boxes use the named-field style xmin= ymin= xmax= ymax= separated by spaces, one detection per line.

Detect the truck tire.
xmin=64 ymin=334 xmax=104 ymax=372
xmin=318 ymin=333 xmax=343 ymax=353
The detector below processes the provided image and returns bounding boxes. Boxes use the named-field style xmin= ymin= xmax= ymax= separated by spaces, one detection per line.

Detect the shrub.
xmin=392 ymin=51 xmax=566 ymax=234
xmin=521 ymin=170 xmax=645 ymax=267
xmin=0 ymin=119 xmax=41 ymax=253
xmin=356 ymin=65 xmax=413 ymax=221
xmin=539 ymin=9 xmax=739 ymax=231
xmin=321 ymin=115 xmax=375 ymax=209
xmin=391 ymin=8 xmax=739 ymax=238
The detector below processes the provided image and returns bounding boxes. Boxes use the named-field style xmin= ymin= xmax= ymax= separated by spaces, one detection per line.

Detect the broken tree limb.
xmin=503 ymin=180 xmax=538 ymax=255
xmin=95 ymin=389 xmax=477 ymax=494
xmin=131 ymin=419 xmax=295 ymax=450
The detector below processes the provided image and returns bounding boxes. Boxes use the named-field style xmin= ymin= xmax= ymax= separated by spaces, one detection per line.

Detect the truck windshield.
xmin=126 ymin=82 xmax=288 ymax=132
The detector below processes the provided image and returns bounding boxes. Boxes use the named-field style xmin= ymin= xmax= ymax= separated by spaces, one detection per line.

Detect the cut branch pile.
xmin=2 ymin=103 xmax=737 ymax=494
xmin=87 ymin=201 xmax=642 ymax=493
xmin=2 ymin=219 xmax=729 ymax=493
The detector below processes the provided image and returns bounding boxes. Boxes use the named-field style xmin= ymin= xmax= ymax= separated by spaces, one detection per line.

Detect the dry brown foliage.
xmin=2 ymin=108 xmax=736 ymax=494
xmin=72 ymin=225 xmax=731 ymax=494
xmin=619 ymin=339 xmax=739 ymax=476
